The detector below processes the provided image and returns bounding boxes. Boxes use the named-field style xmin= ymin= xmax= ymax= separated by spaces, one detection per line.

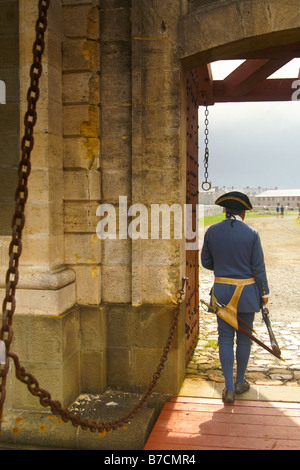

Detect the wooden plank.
xmin=158 ymin=408 xmax=300 ymax=427
xmin=152 ymin=411 xmax=300 ymax=438
xmin=171 ymin=396 xmax=300 ymax=409
xmin=154 ymin=416 xmax=300 ymax=440
xmin=144 ymin=430 xmax=300 ymax=450
xmin=144 ymin=397 xmax=300 ymax=450
xmin=164 ymin=402 xmax=300 ymax=419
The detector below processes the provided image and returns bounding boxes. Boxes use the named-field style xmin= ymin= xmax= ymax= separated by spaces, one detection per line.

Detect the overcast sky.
xmin=198 ymin=59 xmax=300 ymax=190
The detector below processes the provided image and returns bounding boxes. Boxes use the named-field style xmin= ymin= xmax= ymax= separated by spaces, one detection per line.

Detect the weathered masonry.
xmin=0 ymin=0 xmax=299 ymax=446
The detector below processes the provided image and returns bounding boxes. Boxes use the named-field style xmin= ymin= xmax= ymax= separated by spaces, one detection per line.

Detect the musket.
xmin=200 ymin=299 xmax=284 ymax=361
xmin=261 ymin=304 xmax=282 ymax=359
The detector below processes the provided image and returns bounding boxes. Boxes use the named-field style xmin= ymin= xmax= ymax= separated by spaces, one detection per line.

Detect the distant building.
xmin=253 ymin=189 xmax=300 ymax=209
xmin=199 ymin=186 xmax=276 ymax=206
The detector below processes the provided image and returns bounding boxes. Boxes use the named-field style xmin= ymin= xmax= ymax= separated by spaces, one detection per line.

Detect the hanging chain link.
xmin=0 ymin=0 xmax=187 ymax=435
xmin=201 ymin=105 xmax=211 ymax=191
xmin=8 ymin=278 xmax=187 ymax=434
xmin=0 ymin=0 xmax=51 ymax=425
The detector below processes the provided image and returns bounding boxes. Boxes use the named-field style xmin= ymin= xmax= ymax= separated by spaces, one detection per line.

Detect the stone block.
xmin=63 ymin=5 xmax=99 ymax=40
xmin=64 ymin=169 xmax=100 ymax=201
xmin=64 ymin=104 xmax=99 ymax=137
xmin=136 ymin=168 xmax=181 ymax=205
xmin=64 ymin=233 xmax=101 ymax=265
xmin=63 ymin=38 xmax=89 ymax=71
xmin=63 ymin=136 xmax=100 ymax=169
xmin=106 ymin=347 xmax=132 ymax=390
xmin=137 ymin=265 xmax=180 ymax=304
xmin=63 ymin=72 xmax=98 ymax=104
xmin=63 ymin=37 xmax=99 ymax=73
xmin=27 ymin=168 xmax=64 ymax=204
xmin=71 ymin=264 xmax=101 ymax=305
xmin=100 ymin=136 xmax=131 ymax=170
xmin=80 ymin=305 xmax=106 ymax=351
xmin=28 ymin=133 xmax=63 ymax=169
xmin=63 ymin=104 xmax=89 ymax=136
xmin=4 ymin=281 xmax=76 ymax=316
xmin=80 ymin=305 xmax=107 ymax=392
xmin=142 ymin=68 xmax=180 ymax=106
xmin=81 ymin=350 xmax=106 ymax=393
xmin=101 ymin=72 xmax=131 ymax=106
xmin=105 ymin=303 xmax=185 ymax=394
xmin=9 ymin=361 xmax=68 ymax=411
xmin=100 ymin=41 xmax=131 ymax=76
xmin=101 ymin=265 xmax=131 ymax=303
xmin=102 ymin=239 xmax=131 ymax=266
xmin=138 ymin=240 xmax=181 ymax=267
xmin=101 ymin=105 xmax=131 ymax=139
xmin=19 ymin=234 xmax=65 ymax=269
xmin=7 ymin=307 xmax=81 ymax=409
xmin=131 ymin=348 xmax=183 ymax=394
xmin=100 ymin=8 xmax=131 ymax=42
xmin=101 ymin=168 xmax=131 ymax=204
xmin=64 ymin=201 xmax=99 ymax=233
xmin=47 ymin=64 xmax=63 ymax=107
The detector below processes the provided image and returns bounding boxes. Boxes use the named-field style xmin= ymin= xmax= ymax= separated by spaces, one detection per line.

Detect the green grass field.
xmin=201 ymin=210 xmax=299 ymax=227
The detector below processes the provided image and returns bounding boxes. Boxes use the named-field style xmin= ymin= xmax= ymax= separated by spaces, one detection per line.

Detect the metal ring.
xmin=201 ymin=181 xmax=211 ymax=191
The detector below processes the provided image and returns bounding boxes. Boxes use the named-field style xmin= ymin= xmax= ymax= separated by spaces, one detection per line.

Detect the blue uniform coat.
xmin=201 ymin=218 xmax=269 ymax=313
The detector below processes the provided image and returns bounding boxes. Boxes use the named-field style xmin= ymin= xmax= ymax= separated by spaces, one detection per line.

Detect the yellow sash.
xmin=212 ymin=277 xmax=255 ymax=329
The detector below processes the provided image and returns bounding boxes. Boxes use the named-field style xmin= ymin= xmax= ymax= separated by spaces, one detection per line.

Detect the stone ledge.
xmin=0 ymin=391 xmax=168 ymax=450
xmin=0 ymin=268 xmax=76 ymax=316
xmin=0 ymin=267 xmax=75 ymax=290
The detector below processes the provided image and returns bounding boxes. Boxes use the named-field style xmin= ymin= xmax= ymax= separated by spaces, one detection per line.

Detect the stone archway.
xmin=180 ymin=0 xmax=300 ymax=368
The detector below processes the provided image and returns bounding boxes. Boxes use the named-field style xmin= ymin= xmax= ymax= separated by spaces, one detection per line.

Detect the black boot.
xmin=222 ymin=389 xmax=235 ymax=403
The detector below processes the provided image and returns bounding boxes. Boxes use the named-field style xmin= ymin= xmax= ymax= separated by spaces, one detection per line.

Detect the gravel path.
xmin=246 ymin=215 xmax=300 ymax=322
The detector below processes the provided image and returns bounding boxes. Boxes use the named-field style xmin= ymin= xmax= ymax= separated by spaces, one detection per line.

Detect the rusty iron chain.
xmin=0 ymin=0 xmax=51 ymax=426
xmin=0 ymin=0 xmax=187 ymax=434
xmin=8 ymin=278 xmax=187 ymax=433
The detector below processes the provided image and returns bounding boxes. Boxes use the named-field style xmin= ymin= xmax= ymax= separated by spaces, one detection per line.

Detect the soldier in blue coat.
xmin=201 ymin=191 xmax=269 ymax=403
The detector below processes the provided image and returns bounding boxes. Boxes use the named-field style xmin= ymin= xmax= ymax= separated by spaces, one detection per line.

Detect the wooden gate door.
xmin=185 ymin=70 xmax=200 ymax=365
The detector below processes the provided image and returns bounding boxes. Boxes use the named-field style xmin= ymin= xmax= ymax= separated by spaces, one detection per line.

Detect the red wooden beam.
xmin=213 ymin=78 xmax=296 ymax=102
xmin=222 ymin=58 xmax=292 ymax=97
xmin=195 ymin=64 xmax=215 ymax=106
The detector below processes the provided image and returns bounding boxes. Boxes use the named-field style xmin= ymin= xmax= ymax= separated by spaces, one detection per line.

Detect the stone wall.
xmin=63 ymin=0 xmax=101 ymax=305
xmin=0 ymin=0 xmax=299 ymax=425
xmin=99 ymin=0 xmax=132 ymax=304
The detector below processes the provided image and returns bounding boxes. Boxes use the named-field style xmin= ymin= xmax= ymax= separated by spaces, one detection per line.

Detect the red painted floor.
xmin=144 ymin=396 xmax=300 ymax=450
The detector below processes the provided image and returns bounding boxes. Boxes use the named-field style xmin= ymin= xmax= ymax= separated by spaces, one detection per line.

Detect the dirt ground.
xmin=245 ymin=215 xmax=300 ymax=323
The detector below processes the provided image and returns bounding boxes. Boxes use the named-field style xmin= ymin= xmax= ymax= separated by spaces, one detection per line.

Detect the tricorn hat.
xmin=215 ymin=191 xmax=253 ymax=211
